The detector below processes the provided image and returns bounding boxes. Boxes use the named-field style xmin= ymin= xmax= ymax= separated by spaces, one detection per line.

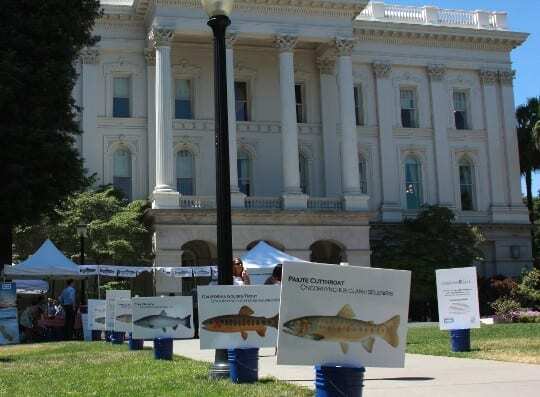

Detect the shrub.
xmin=478 ymin=275 xmax=517 ymax=316
xmin=516 ymin=310 xmax=540 ymax=323
xmin=490 ymin=297 xmax=521 ymax=323
xmin=516 ymin=268 xmax=540 ymax=309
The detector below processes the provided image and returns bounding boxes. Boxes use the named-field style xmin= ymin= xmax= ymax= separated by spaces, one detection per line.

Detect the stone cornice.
xmin=426 ymin=64 xmax=446 ymax=81
xmin=274 ymin=34 xmax=298 ymax=53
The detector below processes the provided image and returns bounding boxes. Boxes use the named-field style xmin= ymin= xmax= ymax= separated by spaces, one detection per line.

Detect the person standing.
xmin=58 ymin=279 xmax=76 ymax=340
xmin=232 ymin=258 xmax=250 ymax=285
xmin=264 ymin=264 xmax=282 ymax=285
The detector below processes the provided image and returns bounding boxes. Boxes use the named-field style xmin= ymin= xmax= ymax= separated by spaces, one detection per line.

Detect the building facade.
xmin=77 ymin=0 xmax=532 ymax=293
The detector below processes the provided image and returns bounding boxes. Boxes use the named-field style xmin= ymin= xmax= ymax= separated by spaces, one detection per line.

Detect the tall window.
xmin=176 ymin=150 xmax=194 ymax=195
xmin=459 ymin=158 xmax=475 ymax=211
xmin=237 ymin=150 xmax=251 ymax=196
xmin=235 ymin=81 xmax=249 ymax=121
xmin=113 ymin=77 xmax=130 ymax=118
xmin=400 ymin=88 xmax=418 ymax=128
xmin=299 ymin=152 xmax=309 ymax=194
xmin=453 ymin=91 xmax=469 ymax=130
xmin=404 ymin=156 xmax=423 ymax=209
xmin=113 ymin=148 xmax=132 ymax=201
xmin=175 ymin=79 xmax=192 ymax=119
xmin=359 ymin=155 xmax=368 ymax=194
xmin=295 ymin=84 xmax=306 ymax=123
xmin=354 ymin=86 xmax=364 ymax=126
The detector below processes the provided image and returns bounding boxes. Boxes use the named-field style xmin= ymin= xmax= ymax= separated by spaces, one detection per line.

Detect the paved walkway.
xmin=148 ymin=339 xmax=540 ymax=396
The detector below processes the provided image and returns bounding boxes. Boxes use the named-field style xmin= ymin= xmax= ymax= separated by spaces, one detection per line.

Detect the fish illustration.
xmin=134 ymin=310 xmax=191 ymax=332
xmin=94 ymin=316 xmax=106 ymax=324
xmin=201 ymin=305 xmax=279 ymax=340
xmin=282 ymin=304 xmax=400 ymax=354
xmin=0 ymin=325 xmax=14 ymax=342
xmin=115 ymin=314 xmax=132 ymax=323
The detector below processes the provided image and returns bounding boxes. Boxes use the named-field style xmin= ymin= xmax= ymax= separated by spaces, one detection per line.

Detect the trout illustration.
xmin=201 ymin=305 xmax=279 ymax=340
xmin=282 ymin=304 xmax=400 ymax=354
xmin=115 ymin=314 xmax=132 ymax=324
xmin=0 ymin=325 xmax=14 ymax=342
xmin=134 ymin=310 xmax=191 ymax=332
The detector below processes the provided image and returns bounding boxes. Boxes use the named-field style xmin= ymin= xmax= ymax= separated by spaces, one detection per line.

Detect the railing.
xmin=307 ymin=197 xmax=344 ymax=211
xmin=244 ymin=196 xmax=282 ymax=210
xmin=179 ymin=196 xmax=216 ymax=209
xmin=358 ymin=1 xmax=508 ymax=30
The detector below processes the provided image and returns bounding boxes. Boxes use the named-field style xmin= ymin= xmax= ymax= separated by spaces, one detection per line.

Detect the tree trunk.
xmin=0 ymin=224 xmax=13 ymax=273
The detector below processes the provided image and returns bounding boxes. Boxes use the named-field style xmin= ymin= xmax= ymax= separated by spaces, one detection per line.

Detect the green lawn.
xmin=406 ymin=323 xmax=540 ymax=364
xmin=0 ymin=342 xmax=313 ymax=397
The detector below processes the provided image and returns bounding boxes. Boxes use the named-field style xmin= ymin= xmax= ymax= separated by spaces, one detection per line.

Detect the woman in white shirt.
xmin=232 ymin=258 xmax=250 ymax=285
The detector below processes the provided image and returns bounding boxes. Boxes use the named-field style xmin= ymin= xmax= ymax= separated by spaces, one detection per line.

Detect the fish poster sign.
xmin=0 ymin=282 xmax=20 ymax=345
xmin=105 ymin=290 xmax=130 ymax=331
xmin=277 ymin=262 xmax=411 ymax=368
xmin=436 ymin=267 xmax=480 ymax=331
xmin=88 ymin=299 xmax=106 ymax=331
xmin=114 ymin=298 xmax=132 ymax=333
xmin=197 ymin=285 xmax=280 ymax=349
xmin=131 ymin=296 xmax=194 ymax=339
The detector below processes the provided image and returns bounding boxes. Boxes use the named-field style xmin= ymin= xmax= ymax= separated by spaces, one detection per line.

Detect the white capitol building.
xmin=76 ymin=0 xmax=532 ymax=293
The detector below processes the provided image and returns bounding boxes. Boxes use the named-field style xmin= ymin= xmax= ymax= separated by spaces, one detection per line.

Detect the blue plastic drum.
xmin=228 ymin=348 xmax=259 ymax=383
xmin=450 ymin=329 xmax=471 ymax=352
xmin=154 ymin=337 xmax=173 ymax=360
xmin=111 ymin=331 xmax=125 ymax=345
xmin=128 ymin=332 xmax=144 ymax=350
xmin=315 ymin=365 xmax=365 ymax=397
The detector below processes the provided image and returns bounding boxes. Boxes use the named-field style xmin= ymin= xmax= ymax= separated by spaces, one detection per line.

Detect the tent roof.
xmin=4 ymin=239 xmax=81 ymax=279
xmin=241 ymin=241 xmax=306 ymax=269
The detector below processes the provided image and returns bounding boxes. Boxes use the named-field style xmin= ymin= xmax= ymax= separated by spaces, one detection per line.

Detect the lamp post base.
xmin=210 ymin=349 xmax=230 ymax=379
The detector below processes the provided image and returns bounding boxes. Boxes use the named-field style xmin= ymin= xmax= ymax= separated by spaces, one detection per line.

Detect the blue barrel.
xmin=154 ymin=337 xmax=173 ymax=360
xmin=105 ymin=330 xmax=112 ymax=342
xmin=128 ymin=332 xmax=144 ymax=350
xmin=91 ymin=330 xmax=102 ymax=341
xmin=315 ymin=365 xmax=365 ymax=397
xmin=228 ymin=348 xmax=259 ymax=383
xmin=111 ymin=331 xmax=125 ymax=345
xmin=450 ymin=329 xmax=471 ymax=352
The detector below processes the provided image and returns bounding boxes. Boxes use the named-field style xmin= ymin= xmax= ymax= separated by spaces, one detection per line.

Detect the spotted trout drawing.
xmin=282 ymin=304 xmax=400 ymax=354
xmin=201 ymin=305 xmax=279 ymax=340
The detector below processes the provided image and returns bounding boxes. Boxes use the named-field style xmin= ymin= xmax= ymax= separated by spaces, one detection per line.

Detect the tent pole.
xmin=97 ymin=267 xmax=101 ymax=299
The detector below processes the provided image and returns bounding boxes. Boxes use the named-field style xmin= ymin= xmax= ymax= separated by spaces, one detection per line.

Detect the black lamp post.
xmin=76 ymin=223 xmax=88 ymax=305
xmin=201 ymin=0 xmax=234 ymax=379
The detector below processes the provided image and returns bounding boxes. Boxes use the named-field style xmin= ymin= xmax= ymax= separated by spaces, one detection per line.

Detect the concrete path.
xmin=148 ymin=339 xmax=540 ymax=396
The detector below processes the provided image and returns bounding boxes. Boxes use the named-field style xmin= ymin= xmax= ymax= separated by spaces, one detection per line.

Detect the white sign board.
xmin=105 ymin=290 xmax=130 ymax=331
xmin=198 ymin=285 xmax=281 ymax=349
xmin=277 ymin=262 xmax=411 ymax=368
xmin=132 ymin=296 xmax=194 ymax=339
xmin=88 ymin=299 xmax=106 ymax=331
xmin=113 ymin=298 xmax=132 ymax=333
xmin=436 ymin=267 xmax=480 ymax=330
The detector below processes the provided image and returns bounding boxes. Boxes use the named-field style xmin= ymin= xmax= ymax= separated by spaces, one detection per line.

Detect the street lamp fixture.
xmin=76 ymin=224 xmax=88 ymax=238
xmin=201 ymin=0 xmax=234 ymax=379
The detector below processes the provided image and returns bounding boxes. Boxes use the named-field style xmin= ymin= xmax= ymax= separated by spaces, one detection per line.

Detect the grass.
xmin=0 ymin=342 xmax=313 ymax=397
xmin=406 ymin=323 xmax=540 ymax=364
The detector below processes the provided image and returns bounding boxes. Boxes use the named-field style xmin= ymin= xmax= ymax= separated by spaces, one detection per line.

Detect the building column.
xmin=480 ymin=70 xmax=508 ymax=221
xmin=499 ymin=70 xmax=530 ymax=222
xmin=335 ymin=38 xmax=368 ymax=211
xmin=274 ymin=34 xmax=307 ymax=209
xmin=150 ymin=28 xmax=179 ymax=209
xmin=427 ymin=64 xmax=454 ymax=207
xmin=226 ymin=33 xmax=245 ymax=208
xmin=316 ymin=57 xmax=341 ymax=197
xmin=80 ymin=49 xmax=100 ymax=185
xmin=145 ymin=48 xmax=156 ymax=199
xmin=373 ymin=62 xmax=401 ymax=222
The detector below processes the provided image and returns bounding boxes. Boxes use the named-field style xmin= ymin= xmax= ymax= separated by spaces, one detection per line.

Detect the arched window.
xmin=404 ymin=156 xmax=423 ymax=209
xmin=237 ymin=150 xmax=251 ymax=196
xmin=358 ymin=155 xmax=368 ymax=194
xmin=113 ymin=148 xmax=132 ymax=201
xmin=459 ymin=157 xmax=475 ymax=211
xmin=176 ymin=150 xmax=194 ymax=195
xmin=299 ymin=152 xmax=309 ymax=194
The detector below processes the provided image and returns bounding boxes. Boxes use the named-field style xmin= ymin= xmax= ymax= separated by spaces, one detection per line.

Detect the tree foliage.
xmin=14 ymin=187 xmax=152 ymax=266
xmin=372 ymin=206 xmax=485 ymax=320
xmin=0 ymin=0 xmax=102 ymax=265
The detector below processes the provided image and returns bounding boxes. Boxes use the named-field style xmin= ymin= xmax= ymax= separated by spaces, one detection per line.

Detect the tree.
xmin=372 ymin=206 xmax=485 ymax=320
xmin=14 ymin=187 xmax=153 ymax=266
xmin=0 ymin=1 xmax=101 ymax=268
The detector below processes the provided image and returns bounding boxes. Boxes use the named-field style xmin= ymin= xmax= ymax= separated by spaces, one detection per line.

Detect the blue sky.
xmin=383 ymin=0 xmax=540 ymax=197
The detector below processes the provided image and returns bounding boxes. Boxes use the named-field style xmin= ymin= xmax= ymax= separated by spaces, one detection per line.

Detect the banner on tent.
xmin=114 ymin=298 xmax=132 ymax=333
xmin=277 ymin=262 xmax=411 ymax=368
xmin=132 ymin=296 xmax=194 ymax=340
xmin=198 ymin=285 xmax=281 ymax=349
xmin=88 ymin=299 xmax=106 ymax=331
xmin=0 ymin=282 xmax=20 ymax=345
xmin=105 ymin=290 xmax=130 ymax=331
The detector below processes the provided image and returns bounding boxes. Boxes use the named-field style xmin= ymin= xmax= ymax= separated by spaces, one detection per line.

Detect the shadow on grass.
xmin=0 ymin=357 xmax=16 ymax=363
xmin=366 ymin=377 xmax=434 ymax=382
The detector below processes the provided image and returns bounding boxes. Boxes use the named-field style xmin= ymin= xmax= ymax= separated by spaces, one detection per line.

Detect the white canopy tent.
xmin=240 ymin=241 xmax=307 ymax=284
xmin=3 ymin=239 xmax=81 ymax=280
